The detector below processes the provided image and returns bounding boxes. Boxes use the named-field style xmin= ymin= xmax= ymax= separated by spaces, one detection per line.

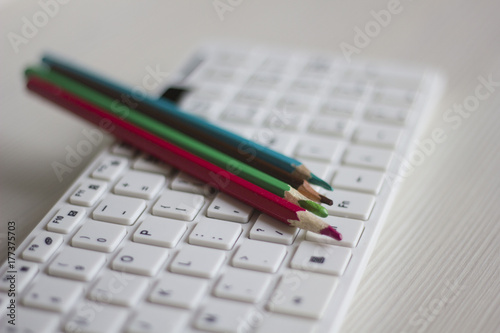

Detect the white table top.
xmin=1 ymin=1 xmax=500 ymax=332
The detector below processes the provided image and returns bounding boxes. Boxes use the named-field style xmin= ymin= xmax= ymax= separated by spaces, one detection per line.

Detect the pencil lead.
xmin=308 ymin=174 xmax=333 ymax=191
xmin=319 ymin=194 xmax=333 ymax=206
xmin=297 ymin=200 xmax=328 ymax=218
xmin=320 ymin=225 xmax=342 ymax=241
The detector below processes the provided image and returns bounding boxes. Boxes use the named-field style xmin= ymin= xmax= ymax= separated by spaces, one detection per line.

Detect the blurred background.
xmin=1 ymin=1 xmax=500 ymax=332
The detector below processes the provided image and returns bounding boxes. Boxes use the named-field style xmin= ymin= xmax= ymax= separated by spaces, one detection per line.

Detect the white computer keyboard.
xmin=0 ymin=43 xmax=444 ymax=333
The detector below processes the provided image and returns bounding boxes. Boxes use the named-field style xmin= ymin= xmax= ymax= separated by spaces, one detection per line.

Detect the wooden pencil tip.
xmin=298 ymin=200 xmax=329 ymax=218
xmin=320 ymin=225 xmax=342 ymax=241
xmin=320 ymin=194 xmax=333 ymax=206
xmin=308 ymin=174 xmax=333 ymax=191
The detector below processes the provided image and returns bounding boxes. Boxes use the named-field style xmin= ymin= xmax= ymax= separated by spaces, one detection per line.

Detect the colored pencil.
xmin=25 ymin=66 xmax=328 ymax=218
xmin=41 ymin=54 xmax=333 ymax=191
xmin=25 ymin=75 xmax=342 ymax=240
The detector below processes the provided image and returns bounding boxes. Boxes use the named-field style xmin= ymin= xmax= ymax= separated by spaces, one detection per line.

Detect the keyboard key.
xmin=149 ymin=273 xmax=208 ymax=309
xmin=326 ymin=189 xmax=376 ymax=220
xmin=353 ymin=124 xmax=402 ymax=148
xmin=194 ymin=299 xmax=252 ymax=333
xmin=298 ymin=159 xmax=332 ymax=180
xmin=250 ymin=214 xmax=299 ymax=245
xmin=340 ymin=67 xmax=370 ymax=83
xmin=152 ymin=190 xmax=204 ymax=221
xmin=92 ymin=156 xmax=128 ymax=181
xmin=22 ymin=275 xmax=83 ymax=312
xmin=306 ymin=216 xmax=364 ymax=247
xmin=220 ymin=103 xmax=263 ymax=124
xmin=93 ymin=194 xmax=146 ymax=225
xmin=197 ymin=66 xmax=244 ymax=84
xmin=0 ymin=261 xmax=38 ymax=293
xmin=276 ymin=94 xmax=314 ymax=113
xmin=111 ymin=141 xmax=139 ymax=157
xmin=187 ymin=84 xmax=232 ymax=102
xmin=170 ymin=245 xmax=225 ymax=278
xmin=112 ymin=242 xmax=169 ymax=276
xmin=290 ymin=241 xmax=351 ymax=276
xmin=320 ymin=98 xmax=358 ymax=117
xmin=22 ymin=231 xmax=63 ymax=263
xmin=294 ymin=138 xmax=339 ymax=162
xmin=46 ymin=205 xmax=86 ymax=234
xmin=128 ymin=304 xmax=189 ymax=333
xmin=193 ymin=82 xmax=234 ymax=102
xmin=372 ymin=86 xmax=416 ymax=107
xmin=289 ymin=77 xmax=324 ymax=95
xmin=265 ymin=110 xmax=305 ymax=131
xmin=268 ymin=270 xmax=339 ymax=319
xmin=232 ymin=239 xmax=287 ymax=273
xmin=214 ymin=267 xmax=272 ymax=303
xmin=308 ymin=117 xmax=352 ymax=137
xmin=332 ymin=166 xmax=385 ymax=194
xmin=133 ymin=216 xmax=187 ymax=248
xmin=343 ymin=145 xmax=393 ymax=170
xmin=234 ymin=88 xmax=270 ymax=107
xmin=180 ymin=98 xmax=221 ymax=119
xmin=65 ymin=302 xmax=128 ymax=333
xmin=365 ymin=104 xmax=409 ymax=124
xmin=0 ymin=307 xmax=59 ymax=333
xmin=72 ymin=220 xmax=127 ymax=252
xmin=89 ymin=271 xmax=149 ymax=306
xmin=114 ymin=170 xmax=165 ymax=199
xmin=207 ymin=192 xmax=254 ymax=223
xmin=256 ymin=314 xmax=317 ymax=333
xmin=133 ymin=153 xmax=173 ymax=175
xmin=189 ymin=218 xmax=242 ymax=250
xmin=170 ymin=171 xmax=214 ymax=195
xmin=331 ymin=82 xmax=366 ymax=100
xmin=69 ymin=180 xmax=107 ymax=206
xmin=253 ymin=132 xmax=297 ymax=155
xmin=247 ymin=72 xmax=282 ymax=89
xmin=49 ymin=247 xmax=105 ymax=281
xmin=217 ymin=123 xmax=255 ymax=138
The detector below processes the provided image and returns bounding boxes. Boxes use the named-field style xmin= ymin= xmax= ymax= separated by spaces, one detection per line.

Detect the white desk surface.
xmin=1 ymin=1 xmax=500 ymax=332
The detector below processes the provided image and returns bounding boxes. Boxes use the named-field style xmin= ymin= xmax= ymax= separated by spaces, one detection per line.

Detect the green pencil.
xmin=25 ymin=66 xmax=328 ymax=218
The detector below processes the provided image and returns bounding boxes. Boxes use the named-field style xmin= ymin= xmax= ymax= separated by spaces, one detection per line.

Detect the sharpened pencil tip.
xmin=308 ymin=175 xmax=333 ymax=191
xmin=320 ymin=225 xmax=342 ymax=241
xmin=319 ymin=194 xmax=333 ymax=206
xmin=298 ymin=200 xmax=329 ymax=218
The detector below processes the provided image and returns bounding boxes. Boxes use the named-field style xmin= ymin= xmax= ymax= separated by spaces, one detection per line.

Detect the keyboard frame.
xmin=1 ymin=43 xmax=445 ymax=333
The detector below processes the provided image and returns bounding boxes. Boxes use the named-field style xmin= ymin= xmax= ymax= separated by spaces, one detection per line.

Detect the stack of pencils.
xmin=24 ymin=56 xmax=341 ymax=241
